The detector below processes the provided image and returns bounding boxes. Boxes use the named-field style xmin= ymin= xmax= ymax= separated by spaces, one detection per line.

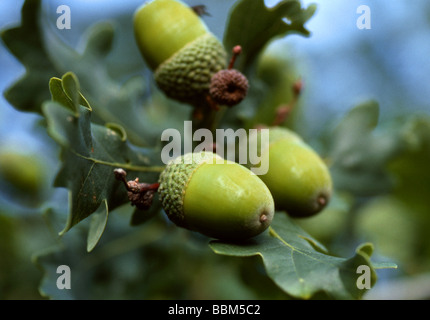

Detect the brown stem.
xmin=114 ymin=168 xmax=159 ymax=210
xmin=272 ymin=78 xmax=303 ymax=126
xmin=228 ymin=45 xmax=242 ymax=70
xmin=193 ymin=45 xmax=245 ymax=133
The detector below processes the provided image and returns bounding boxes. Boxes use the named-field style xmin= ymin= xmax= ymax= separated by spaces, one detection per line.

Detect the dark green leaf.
xmin=223 ymin=0 xmax=316 ymax=71
xmin=210 ymin=214 xmax=392 ymax=299
xmin=42 ymin=73 xmax=164 ymax=241
xmin=388 ymin=115 xmax=430 ymax=217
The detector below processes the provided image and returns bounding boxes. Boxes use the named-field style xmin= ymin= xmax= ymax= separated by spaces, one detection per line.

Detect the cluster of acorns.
xmin=125 ymin=0 xmax=333 ymax=241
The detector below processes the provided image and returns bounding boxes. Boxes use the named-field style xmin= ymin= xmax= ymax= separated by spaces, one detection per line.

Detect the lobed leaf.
xmin=1 ymin=0 xmax=57 ymax=113
xmin=1 ymin=0 xmax=159 ymax=147
xmin=210 ymin=214 xmax=394 ymax=299
xmin=42 ymin=72 xmax=164 ymax=250
xmin=223 ymin=0 xmax=316 ymax=71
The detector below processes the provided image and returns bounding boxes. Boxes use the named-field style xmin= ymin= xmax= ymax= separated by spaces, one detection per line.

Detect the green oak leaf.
xmin=223 ymin=0 xmax=316 ymax=71
xmin=1 ymin=0 xmax=57 ymax=113
xmin=327 ymin=100 xmax=405 ymax=196
xmin=210 ymin=214 xmax=395 ymax=299
xmin=49 ymin=75 xmax=91 ymax=116
xmin=33 ymin=211 xmax=173 ymax=300
xmin=387 ymin=115 xmax=430 ymax=259
xmin=42 ymin=72 xmax=164 ymax=250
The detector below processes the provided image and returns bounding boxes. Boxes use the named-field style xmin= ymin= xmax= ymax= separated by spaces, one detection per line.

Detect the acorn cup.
xmin=158 ymin=151 xmax=274 ymax=240
xmin=250 ymin=127 xmax=333 ymax=218
xmin=133 ymin=0 xmax=248 ymax=108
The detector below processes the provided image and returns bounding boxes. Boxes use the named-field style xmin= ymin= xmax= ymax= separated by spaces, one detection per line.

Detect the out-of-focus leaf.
xmin=130 ymin=193 xmax=162 ymax=226
xmin=2 ymin=0 xmax=159 ymax=147
xmin=223 ymin=0 xmax=316 ymax=71
xmin=42 ymin=21 xmax=153 ymax=147
xmin=33 ymin=213 xmax=263 ymax=300
xmin=42 ymin=72 xmax=164 ymax=243
xmin=210 ymin=214 xmax=394 ymax=300
xmin=328 ymin=101 xmax=404 ymax=196
xmin=243 ymin=41 xmax=302 ymax=130
xmin=386 ymin=116 xmax=430 ymax=269
xmin=294 ymin=191 xmax=353 ymax=244
xmin=354 ymin=196 xmax=419 ymax=269
xmin=33 ymin=246 xmax=75 ymax=300
xmin=1 ymin=0 xmax=57 ymax=113
xmin=0 ymin=214 xmax=18 ymax=298
xmin=388 ymin=116 xmax=430 ymax=216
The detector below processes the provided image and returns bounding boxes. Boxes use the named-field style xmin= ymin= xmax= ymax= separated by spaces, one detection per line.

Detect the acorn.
xmin=133 ymin=0 xmax=248 ymax=108
xmin=158 ymin=151 xmax=274 ymax=240
xmin=0 ymin=151 xmax=46 ymax=201
xmin=251 ymin=127 xmax=332 ymax=218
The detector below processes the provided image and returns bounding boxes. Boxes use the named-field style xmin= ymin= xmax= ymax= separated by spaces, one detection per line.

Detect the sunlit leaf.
xmin=87 ymin=200 xmax=109 ymax=252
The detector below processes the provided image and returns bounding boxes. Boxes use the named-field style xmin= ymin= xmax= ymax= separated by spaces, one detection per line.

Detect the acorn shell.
xmin=158 ymin=152 xmax=274 ymax=240
xmin=253 ymin=127 xmax=332 ymax=218
xmin=133 ymin=0 xmax=209 ymax=70
xmin=133 ymin=0 xmax=227 ymax=106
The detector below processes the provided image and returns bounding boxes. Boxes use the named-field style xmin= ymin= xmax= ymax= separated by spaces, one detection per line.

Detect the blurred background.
xmin=0 ymin=0 xmax=429 ymax=299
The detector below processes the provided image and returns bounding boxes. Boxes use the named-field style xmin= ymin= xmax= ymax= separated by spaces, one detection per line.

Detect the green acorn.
xmin=133 ymin=0 xmax=248 ymax=107
xmin=251 ymin=127 xmax=333 ymax=218
xmin=158 ymin=151 xmax=274 ymax=240
xmin=0 ymin=152 xmax=46 ymax=198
